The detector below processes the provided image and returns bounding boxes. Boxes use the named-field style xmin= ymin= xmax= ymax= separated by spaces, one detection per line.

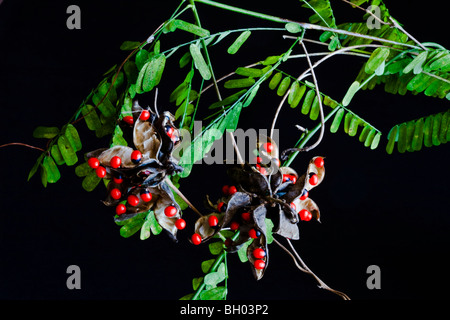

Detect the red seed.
xmin=230 ymin=221 xmax=240 ymax=231
xmin=299 ymin=209 xmax=312 ymax=221
xmin=241 ymin=212 xmax=251 ymax=222
xmin=116 ymin=204 xmax=126 ymax=215
xmin=175 ymin=218 xmax=186 ymax=230
xmin=314 ymin=157 xmax=324 ymax=168
xmin=253 ymin=248 xmax=266 ymax=259
xmin=228 ymin=186 xmax=237 ymax=195
xmin=249 ymin=229 xmax=258 ymax=239
xmin=208 ymin=215 xmax=219 ymax=227
xmin=290 ymin=203 xmax=296 ymax=211
xmin=217 ymin=202 xmax=226 ymax=212
xmin=110 ymin=156 xmax=122 ymax=169
xmin=165 ymin=126 xmax=175 ymax=139
xmin=140 ymin=110 xmax=150 ymax=121
xmin=110 ymin=188 xmax=122 ymax=200
xmin=88 ymin=157 xmax=100 ymax=169
xmin=221 ymin=185 xmax=229 ymax=195
xmin=113 ymin=174 xmax=123 ymax=184
xmin=164 ymin=205 xmax=178 ymax=217
xmin=127 ymin=195 xmax=139 ymax=206
xmin=140 ymin=190 xmax=152 ymax=202
xmin=191 ymin=233 xmax=202 ymax=245
xmin=96 ymin=166 xmax=107 ymax=178
xmin=300 ymin=190 xmax=309 ymax=201
xmin=123 ymin=116 xmax=134 ymax=125
xmin=254 ymin=259 xmax=266 ymax=270
xmin=309 ymin=173 xmax=319 ymax=186
xmin=262 ymin=142 xmax=274 ymax=153
xmin=131 ymin=150 xmax=142 ymax=164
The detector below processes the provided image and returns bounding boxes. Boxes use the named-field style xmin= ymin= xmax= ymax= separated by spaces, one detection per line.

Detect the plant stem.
xmin=0 ymin=142 xmax=45 ymax=153
xmin=194 ymin=0 xmax=421 ymax=50
xmin=165 ymin=177 xmax=203 ymax=217
xmin=192 ymin=230 xmax=240 ymax=300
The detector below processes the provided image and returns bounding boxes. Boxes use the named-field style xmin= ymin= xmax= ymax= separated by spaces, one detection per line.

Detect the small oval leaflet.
xmin=227 ymin=30 xmax=251 ymax=55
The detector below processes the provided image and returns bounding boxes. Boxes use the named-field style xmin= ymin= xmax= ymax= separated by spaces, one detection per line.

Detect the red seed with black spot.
xmin=96 ymin=166 xmax=107 ymax=178
xmin=300 ymin=189 xmax=308 ymax=200
xmin=131 ymin=150 xmax=142 ymax=164
xmin=253 ymin=248 xmax=266 ymax=259
xmin=140 ymin=190 xmax=152 ymax=202
xmin=309 ymin=173 xmax=318 ymax=186
xmin=164 ymin=205 xmax=178 ymax=217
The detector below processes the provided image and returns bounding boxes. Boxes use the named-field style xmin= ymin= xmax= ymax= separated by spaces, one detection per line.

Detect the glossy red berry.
xmin=217 ymin=202 xmax=227 ymax=212
xmin=290 ymin=202 xmax=296 ymax=211
xmin=110 ymin=188 xmax=122 ymax=200
xmin=116 ymin=204 xmax=126 ymax=215
xmin=140 ymin=190 xmax=152 ymax=202
xmin=191 ymin=233 xmax=202 ymax=245
xmin=123 ymin=116 xmax=134 ymax=125
xmin=300 ymin=189 xmax=309 ymax=201
xmin=230 ymin=221 xmax=240 ymax=231
xmin=314 ymin=157 xmax=324 ymax=168
xmin=228 ymin=186 xmax=237 ymax=195
xmin=140 ymin=110 xmax=150 ymax=121
xmin=110 ymin=156 xmax=122 ymax=169
xmin=299 ymin=209 xmax=312 ymax=221
xmin=241 ymin=212 xmax=251 ymax=222
xmin=88 ymin=157 xmax=100 ymax=169
xmin=221 ymin=185 xmax=229 ymax=195
xmin=254 ymin=259 xmax=266 ymax=270
xmin=127 ymin=195 xmax=139 ymax=206
xmin=96 ymin=166 xmax=107 ymax=178
xmin=253 ymin=248 xmax=266 ymax=259
xmin=208 ymin=215 xmax=219 ymax=227
xmin=283 ymin=174 xmax=297 ymax=184
xmin=131 ymin=150 xmax=142 ymax=164
xmin=165 ymin=125 xmax=175 ymax=139
xmin=164 ymin=205 xmax=178 ymax=217
xmin=175 ymin=218 xmax=186 ymax=230
xmin=249 ymin=228 xmax=259 ymax=239
xmin=262 ymin=142 xmax=274 ymax=153
xmin=309 ymin=173 xmax=319 ymax=186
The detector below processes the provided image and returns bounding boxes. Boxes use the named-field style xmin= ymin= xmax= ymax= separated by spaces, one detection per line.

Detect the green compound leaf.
xmin=32 ymin=126 xmax=59 ymax=139
xmin=227 ymin=30 xmax=251 ymax=55
xmin=190 ymin=43 xmax=211 ymax=80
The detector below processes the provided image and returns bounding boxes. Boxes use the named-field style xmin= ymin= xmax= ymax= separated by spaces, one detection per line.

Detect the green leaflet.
xmin=201 ymin=259 xmax=215 ymax=273
xmin=135 ymin=49 xmax=150 ymax=70
xmin=190 ymin=43 xmax=211 ymax=80
xmin=301 ymin=89 xmax=315 ymax=115
xmin=432 ymin=113 xmax=442 ymax=146
xmin=119 ymin=41 xmax=141 ymax=51
xmin=204 ymin=263 xmax=226 ymax=287
xmin=342 ymin=81 xmax=360 ymax=106
xmin=111 ymin=125 xmax=128 ymax=147
xmin=92 ymin=92 xmax=115 ymax=118
xmin=42 ymin=155 xmax=60 ymax=184
xmin=330 ymin=108 xmax=345 ymax=133
xmin=289 ymin=83 xmax=306 ymax=109
xmin=32 ymin=126 xmax=59 ymax=139
xmin=235 ymin=67 xmax=264 ymax=78
xmin=28 ymin=153 xmax=44 ymax=181
xmin=370 ymin=132 xmax=381 ymax=150
xmin=63 ymin=124 xmax=82 ymax=152
xmin=209 ymin=241 xmax=224 ymax=255
xmin=277 ymin=77 xmax=291 ymax=96
xmin=165 ymin=19 xmax=210 ymax=37
xmin=120 ymin=217 xmax=145 ymax=238
xmin=397 ymin=123 xmax=408 ymax=153
xmin=423 ymin=115 xmax=433 ymax=147
xmin=227 ymin=30 xmax=251 ymax=55
xmin=224 ymin=78 xmax=255 ymax=89
xmin=412 ymin=118 xmax=424 ymax=151
xmin=50 ymin=144 xmax=65 ymax=166
xmin=81 ymin=169 xmax=101 ymax=192
xmin=365 ymin=47 xmax=390 ymax=74
xmin=285 ymin=22 xmax=303 ymax=33
xmin=75 ymin=162 xmax=91 ymax=177
xmin=237 ymin=240 xmax=252 ymax=263
xmin=199 ymin=286 xmax=227 ymax=300
xmin=57 ymin=135 xmax=78 ymax=166
xmin=348 ymin=116 xmax=361 ymax=137
xmin=269 ymin=72 xmax=282 ymax=90
xmin=243 ymin=83 xmax=260 ymax=108
xmin=142 ymin=53 xmax=166 ymax=92
xmin=310 ymin=95 xmax=321 ymax=120
xmin=209 ymin=90 xmax=247 ymax=109
xmin=81 ymin=104 xmax=102 ymax=131
xmin=403 ymin=51 xmax=427 ymax=74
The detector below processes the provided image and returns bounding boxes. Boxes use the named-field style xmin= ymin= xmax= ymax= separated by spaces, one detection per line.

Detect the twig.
xmin=164 ymin=177 xmax=203 ymax=217
xmin=0 ymin=142 xmax=45 ymax=153
xmin=340 ymin=0 xmax=391 ymax=27
xmin=388 ymin=17 xmax=427 ymax=51
xmin=273 ymin=237 xmax=350 ymax=300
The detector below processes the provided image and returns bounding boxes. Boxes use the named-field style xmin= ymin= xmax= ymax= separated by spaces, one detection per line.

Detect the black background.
xmin=0 ymin=0 xmax=449 ymax=304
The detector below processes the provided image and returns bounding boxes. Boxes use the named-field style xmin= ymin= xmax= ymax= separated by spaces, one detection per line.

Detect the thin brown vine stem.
xmin=339 ymin=0 xmax=392 ymax=27
xmin=164 ymin=176 xmax=203 ymax=217
xmin=285 ymin=238 xmax=351 ymax=300
xmin=0 ymin=142 xmax=45 ymax=153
